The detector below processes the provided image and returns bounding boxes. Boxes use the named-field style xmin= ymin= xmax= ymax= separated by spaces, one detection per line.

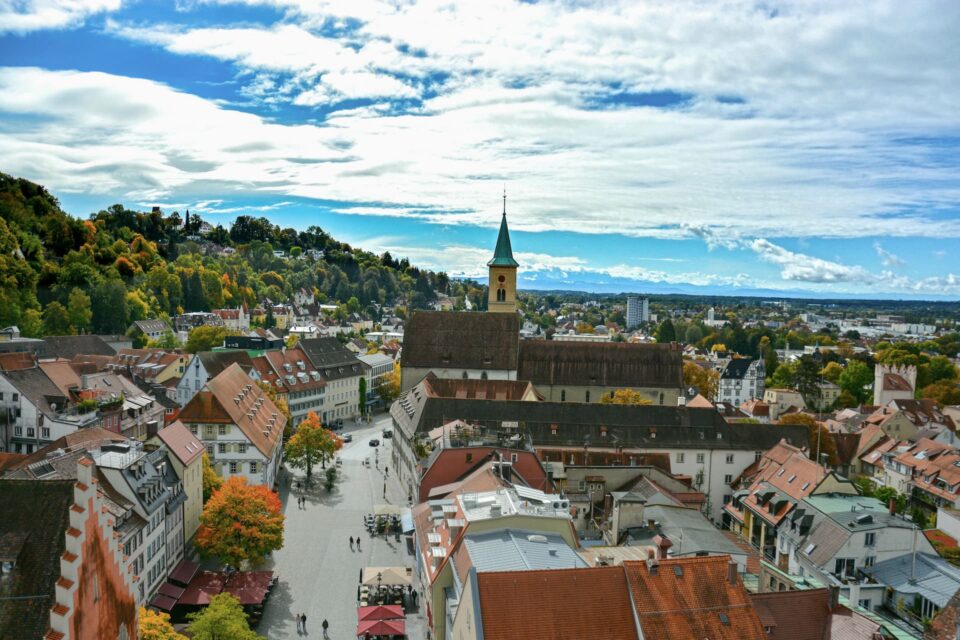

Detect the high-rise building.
xmin=626 ymin=296 xmax=649 ymax=328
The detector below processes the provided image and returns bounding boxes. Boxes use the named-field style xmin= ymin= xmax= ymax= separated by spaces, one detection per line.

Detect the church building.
xmin=399 ymin=198 xmax=683 ymax=406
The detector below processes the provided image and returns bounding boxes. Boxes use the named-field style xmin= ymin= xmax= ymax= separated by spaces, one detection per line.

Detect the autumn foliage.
xmin=600 ymin=388 xmax=652 ymax=405
xmin=139 ymin=607 xmax=187 ymax=640
xmin=284 ymin=411 xmax=342 ymax=477
xmin=195 ymin=476 xmax=284 ymax=570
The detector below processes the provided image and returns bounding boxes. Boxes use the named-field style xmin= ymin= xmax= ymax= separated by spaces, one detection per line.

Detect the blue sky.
xmin=0 ymin=1 xmax=958 ymax=299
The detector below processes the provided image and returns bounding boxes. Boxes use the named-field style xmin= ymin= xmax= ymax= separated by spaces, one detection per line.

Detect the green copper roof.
xmin=487 ymin=212 xmax=519 ymax=267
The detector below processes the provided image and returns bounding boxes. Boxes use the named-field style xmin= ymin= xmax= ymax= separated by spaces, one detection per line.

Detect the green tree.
xmin=42 ymin=301 xmax=73 ymax=335
xmin=684 ymin=324 xmax=703 ymax=344
xmin=655 ymin=319 xmax=676 ymax=343
xmin=186 ymin=325 xmax=231 ymax=353
xmin=682 ymin=361 xmax=719 ymax=400
xmin=202 ymin=453 xmax=222 ymax=503
xmin=919 ymin=356 xmax=958 ymax=389
xmin=187 ymin=593 xmax=263 ymax=640
xmin=359 ymin=377 xmax=367 ymax=417
xmin=839 ymin=360 xmax=873 ymax=404
xmin=91 ymin=280 xmax=130 ymax=333
xmin=377 ymin=362 xmax=401 ymax=405
xmin=921 ymin=381 xmax=960 ymax=405
xmin=19 ymin=308 xmax=42 ymax=338
xmin=820 ymin=361 xmax=844 ymax=384
xmin=284 ymin=412 xmax=343 ymax=476
xmin=147 ymin=330 xmax=179 ymax=349
xmin=66 ymin=288 xmax=92 ymax=333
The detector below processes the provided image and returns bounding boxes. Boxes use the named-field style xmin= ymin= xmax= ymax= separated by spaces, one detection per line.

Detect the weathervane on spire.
xmin=502 ymin=185 xmax=507 ymax=216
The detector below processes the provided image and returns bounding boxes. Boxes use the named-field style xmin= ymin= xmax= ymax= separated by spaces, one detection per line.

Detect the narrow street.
xmin=257 ymin=413 xmax=427 ymax=639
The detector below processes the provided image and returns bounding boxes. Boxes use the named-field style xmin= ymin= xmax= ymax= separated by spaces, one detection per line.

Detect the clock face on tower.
xmin=498 ymin=275 xmax=505 ymax=283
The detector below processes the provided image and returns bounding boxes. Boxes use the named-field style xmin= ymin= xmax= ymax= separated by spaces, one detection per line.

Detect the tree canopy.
xmin=600 ymin=388 xmax=652 ymax=405
xmin=284 ymin=411 xmax=343 ymax=477
xmin=187 ymin=593 xmax=263 ymax=640
xmin=196 ymin=476 xmax=284 ymax=570
xmin=682 ymin=361 xmax=719 ymax=401
xmin=139 ymin=607 xmax=188 ymax=640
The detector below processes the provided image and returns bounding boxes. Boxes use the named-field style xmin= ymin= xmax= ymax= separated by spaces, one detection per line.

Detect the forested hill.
xmin=0 ymin=172 xmax=478 ymax=337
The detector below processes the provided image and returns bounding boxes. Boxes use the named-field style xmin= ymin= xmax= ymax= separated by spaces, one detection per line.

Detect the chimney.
xmin=727 ymin=560 xmax=738 ymax=586
xmin=653 ymin=534 xmax=673 ymax=560
xmin=828 ymin=585 xmax=840 ymax=611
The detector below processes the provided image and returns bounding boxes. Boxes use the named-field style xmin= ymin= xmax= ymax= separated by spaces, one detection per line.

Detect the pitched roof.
xmin=178 ymin=363 xmax=283 ymax=457
xmin=517 ymin=340 xmax=683 ymax=388
xmin=41 ymin=335 xmax=115 ymax=359
xmin=883 ymin=372 xmax=913 ymax=391
xmin=156 ymin=421 xmax=204 ymax=466
xmin=298 ymin=337 xmax=364 ymax=381
xmin=402 ymin=311 xmax=519 ymax=370
xmin=399 ymin=394 xmax=810 ymax=452
xmin=487 ymin=211 xmax=519 ymax=268
xmin=721 ymin=358 xmax=754 ymax=380
xmin=421 ymin=372 xmax=541 ymax=401
xmin=475 ymin=566 xmax=639 ymax=640
xmin=197 ymin=350 xmax=254 ymax=377
xmin=132 ymin=319 xmax=171 ymax=334
xmin=1 ymin=426 xmax=128 ymax=479
xmin=623 ymin=556 xmax=766 ymax=640
xmin=1 ymin=366 xmax=67 ymax=417
xmin=750 ymin=589 xmax=832 ymax=640
xmin=0 ymin=479 xmax=75 ymax=640
xmin=0 ymin=351 xmax=35 ymax=371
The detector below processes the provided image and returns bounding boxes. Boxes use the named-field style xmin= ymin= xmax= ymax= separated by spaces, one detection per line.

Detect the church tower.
xmin=487 ymin=192 xmax=519 ymax=313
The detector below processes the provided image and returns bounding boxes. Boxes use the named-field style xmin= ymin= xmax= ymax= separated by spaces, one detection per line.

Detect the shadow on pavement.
xmin=255 ymin=578 xmax=295 ymax=637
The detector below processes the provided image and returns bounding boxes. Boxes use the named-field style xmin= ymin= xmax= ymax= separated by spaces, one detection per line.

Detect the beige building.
xmin=153 ymin=420 xmax=205 ymax=541
xmin=763 ymin=388 xmax=806 ymax=421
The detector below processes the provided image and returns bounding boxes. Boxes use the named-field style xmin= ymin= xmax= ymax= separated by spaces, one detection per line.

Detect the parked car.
xmin=369 ymin=439 xmax=380 ymax=447
xmin=382 ymin=430 xmax=393 ymax=439
xmin=341 ymin=434 xmax=353 ymax=443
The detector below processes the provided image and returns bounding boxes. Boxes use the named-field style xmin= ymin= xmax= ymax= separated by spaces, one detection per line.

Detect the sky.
xmin=0 ymin=1 xmax=958 ymax=299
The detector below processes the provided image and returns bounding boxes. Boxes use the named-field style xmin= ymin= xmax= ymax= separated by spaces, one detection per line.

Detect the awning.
xmin=223 ymin=571 xmax=274 ymax=605
xmin=361 ymin=567 xmax=412 ymax=587
xmin=357 ymin=605 xmax=404 ymax=622
xmin=149 ymin=594 xmax=177 ymax=611
xmin=179 ymin=571 xmax=225 ymax=606
xmin=356 ymin=618 xmax=405 ymax=637
xmin=169 ymin=559 xmax=200 ymax=586
xmin=373 ymin=504 xmax=402 ymax=517
xmin=157 ymin=582 xmax=185 ymax=600
xmin=400 ymin=508 xmax=414 ymax=534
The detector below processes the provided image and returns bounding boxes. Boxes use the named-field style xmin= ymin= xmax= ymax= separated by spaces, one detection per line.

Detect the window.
xmin=560 ymin=390 xmax=566 ymax=402
xmin=229 ymin=462 xmax=238 ymax=474
xmin=723 ymin=494 xmax=732 ymax=504
xmin=218 ymin=425 xmax=226 ymax=435
xmin=834 ymin=558 xmax=854 ymax=577
xmin=205 ymin=425 xmax=214 ymax=437
xmin=238 ymin=443 xmax=247 ymax=454
xmin=858 ymin=599 xmax=872 ymax=610
xmin=755 ymin=451 xmax=763 ymax=461
xmin=696 ymin=453 xmax=705 ymax=464
xmin=864 ymin=556 xmax=875 ymax=568
xmin=676 ymin=453 xmax=685 ymax=463
xmin=726 ymin=454 xmax=734 ymax=464
xmin=511 ymin=453 xmax=518 ymax=463
xmin=465 ymin=453 xmax=473 ymax=463
xmin=480 ymin=372 xmax=488 ymax=380
xmin=461 ymin=371 xmax=468 ymax=379
xmin=189 ymin=425 xmax=197 ymax=435
xmin=724 ymin=474 xmax=733 ymax=484
xmin=218 ymin=443 xmax=227 ymax=454
xmin=206 ymin=445 xmax=214 ymax=457
xmin=865 ymin=532 xmax=876 ymax=547
xmin=250 ymin=462 xmax=258 ymax=474
xmin=585 ymin=391 xmax=591 ymax=403
xmin=578 ymin=480 xmax=586 ymax=491
xmin=11 ymin=393 xmax=17 ymax=402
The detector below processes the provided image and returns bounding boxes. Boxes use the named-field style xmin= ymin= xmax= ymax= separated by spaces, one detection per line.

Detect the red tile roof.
xmin=750 ymin=588 xmax=831 ymax=640
xmin=476 ymin=567 xmax=639 ymax=640
xmin=623 ymin=556 xmax=766 ymax=640
xmin=156 ymin=420 xmax=204 ymax=466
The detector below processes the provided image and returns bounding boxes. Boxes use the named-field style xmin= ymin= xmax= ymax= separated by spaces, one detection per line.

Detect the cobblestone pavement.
xmin=257 ymin=413 xmax=427 ymax=640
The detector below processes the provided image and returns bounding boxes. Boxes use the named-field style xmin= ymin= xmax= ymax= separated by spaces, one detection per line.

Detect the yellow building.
xmin=487 ymin=195 xmax=518 ymax=314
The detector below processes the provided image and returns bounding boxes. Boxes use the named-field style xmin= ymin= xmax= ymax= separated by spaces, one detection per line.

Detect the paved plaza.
xmin=257 ymin=414 xmax=428 ymax=639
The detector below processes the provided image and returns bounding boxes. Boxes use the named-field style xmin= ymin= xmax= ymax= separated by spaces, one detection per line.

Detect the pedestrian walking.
xmin=302 ymin=613 xmax=308 ymax=633
xmin=322 ymin=619 xmax=329 ymax=638
xmin=357 ymin=536 xmax=361 ymax=551
xmin=296 ymin=612 xmax=303 ymax=634
xmin=349 ymin=535 xmax=354 ymax=551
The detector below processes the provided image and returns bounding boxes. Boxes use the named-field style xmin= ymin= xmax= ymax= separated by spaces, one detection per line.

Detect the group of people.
xmin=297 ymin=495 xmax=308 ymax=509
xmin=295 ymin=612 xmax=330 ymax=637
xmin=349 ymin=535 xmax=362 ymax=552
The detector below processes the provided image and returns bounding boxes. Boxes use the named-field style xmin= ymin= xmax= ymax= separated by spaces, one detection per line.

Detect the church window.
xmin=462 ymin=371 xmax=468 ymax=379
xmin=561 ymin=390 xmax=566 ymax=402
xmin=480 ymin=372 xmax=488 ymax=380
xmin=496 ymin=288 xmax=506 ymax=302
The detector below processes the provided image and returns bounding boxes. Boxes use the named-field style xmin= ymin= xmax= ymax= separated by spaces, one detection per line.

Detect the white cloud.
xmin=749 ymin=238 xmax=872 ymax=283
xmin=0 ymin=0 xmax=119 ymax=33
xmin=874 ymin=242 xmax=905 ymax=267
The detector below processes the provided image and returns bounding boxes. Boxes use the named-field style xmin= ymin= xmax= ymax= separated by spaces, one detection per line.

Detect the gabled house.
xmin=175 ymin=350 xmax=256 ymax=407
xmin=178 ymin=363 xmax=284 ymax=488
xmin=126 ymin=319 xmax=173 ymax=346
xmin=718 ymin=358 xmax=765 ymax=406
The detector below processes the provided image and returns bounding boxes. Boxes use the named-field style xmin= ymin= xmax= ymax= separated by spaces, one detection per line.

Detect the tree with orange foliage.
xmin=284 ymin=411 xmax=343 ymax=476
xmin=779 ymin=413 xmax=838 ymax=466
xmin=195 ymin=476 xmax=284 ymax=570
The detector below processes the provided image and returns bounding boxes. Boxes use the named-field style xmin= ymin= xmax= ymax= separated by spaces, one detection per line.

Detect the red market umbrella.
xmin=356 ymin=618 xmax=405 ymax=637
xmin=357 ymin=605 xmax=404 ymax=621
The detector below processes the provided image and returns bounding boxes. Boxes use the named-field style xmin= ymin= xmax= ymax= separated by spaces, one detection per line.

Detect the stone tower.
xmin=487 ymin=193 xmax=519 ymax=314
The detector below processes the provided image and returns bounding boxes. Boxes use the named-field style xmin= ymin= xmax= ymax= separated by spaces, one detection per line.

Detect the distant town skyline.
xmin=1 ymin=1 xmax=958 ymax=299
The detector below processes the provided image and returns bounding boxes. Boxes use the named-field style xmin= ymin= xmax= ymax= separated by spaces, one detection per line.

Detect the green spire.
xmin=488 ymin=192 xmax=519 ymax=268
